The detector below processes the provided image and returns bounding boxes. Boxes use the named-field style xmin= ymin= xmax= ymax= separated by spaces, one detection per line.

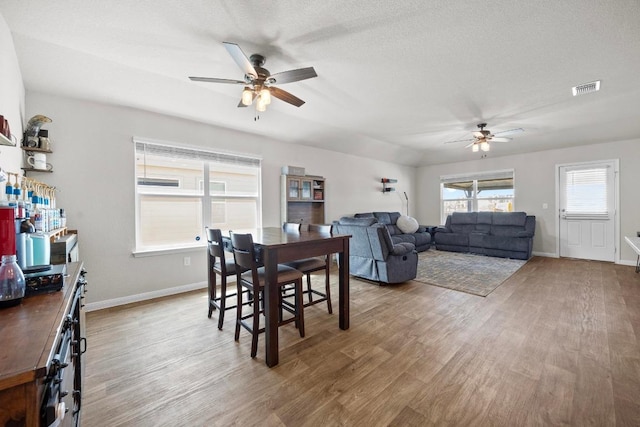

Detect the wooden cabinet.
xmin=281 ymin=175 xmax=325 ymax=225
xmin=0 ymin=262 xmax=86 ymax=427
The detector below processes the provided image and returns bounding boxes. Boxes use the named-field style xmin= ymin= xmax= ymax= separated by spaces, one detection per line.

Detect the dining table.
xmin=223 ymin=227 xmax=351 ymax=367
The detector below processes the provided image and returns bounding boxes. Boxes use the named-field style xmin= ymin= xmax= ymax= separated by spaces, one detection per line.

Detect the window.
xmin=134 ymin=140 xmax=261 ymax=252
xmin=440 ymin=170 xmax=514 ymax=222
xmin=563 ymin=166 xmax=608 ymax=218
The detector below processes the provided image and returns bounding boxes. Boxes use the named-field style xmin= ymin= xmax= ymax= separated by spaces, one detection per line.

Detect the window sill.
xmin=132 ymin=244 xmax=206 ymax=258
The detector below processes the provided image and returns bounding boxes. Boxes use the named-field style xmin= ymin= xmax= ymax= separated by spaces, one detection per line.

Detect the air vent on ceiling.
xmin=572 ymin=80 xmax=601 ymax=96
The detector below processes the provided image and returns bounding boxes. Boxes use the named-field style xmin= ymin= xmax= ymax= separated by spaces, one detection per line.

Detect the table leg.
xmin=338 ymin=238 xmax=350 ymax=330
xmin=263 ymin=248 xmax=279 ymax=367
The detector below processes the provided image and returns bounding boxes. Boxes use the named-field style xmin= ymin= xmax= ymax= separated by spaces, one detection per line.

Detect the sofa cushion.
xmin=475 ymin=212 xmax=493 ymax=233
xmin=490 ymin=226 xmax=531 ymax=238
xmin=492 ymin=212 xmax=527 ymax=226
xmin=450 ymin=212 xmax=478 ymax=234
xmin=392 ymin=234 xmax=416 ymax=245
xmin=397 ymin=215 xmax=419 ymax=234
xmin=339 ymin=216 xmax=378 ymax=226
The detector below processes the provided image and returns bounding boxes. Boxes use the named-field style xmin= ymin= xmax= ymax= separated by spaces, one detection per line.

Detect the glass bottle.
xmin=0 ymin=254 xmax=26 ymax=307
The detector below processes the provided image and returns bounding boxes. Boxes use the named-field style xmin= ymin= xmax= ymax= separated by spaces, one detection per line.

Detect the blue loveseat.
xmin=435 ymin=212 xmax=536 ymax=260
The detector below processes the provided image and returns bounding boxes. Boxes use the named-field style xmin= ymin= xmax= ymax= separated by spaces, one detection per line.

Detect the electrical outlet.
xmin=183 ymin=256 xmax=191 ymax=266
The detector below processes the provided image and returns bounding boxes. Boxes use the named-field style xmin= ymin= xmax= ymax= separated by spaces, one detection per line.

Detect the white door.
xmin=559 ymin=160 xmax=616 ymax=261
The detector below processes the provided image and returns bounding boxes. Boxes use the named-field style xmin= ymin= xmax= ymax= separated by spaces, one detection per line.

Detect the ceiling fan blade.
xmin=464 ymin=142 xmax=475 ymax=148
xmin=489 ymin=137 xmax=511 ymax=142
xmin=189 ymin=76 xmax=246 ymax=84
xmin=223 ymin=42 xmax=258 ymax=79
xmin=269 ymin=87 xmax=305 ymax=107
xmin=268 ymin=67 xmax=318 ymax=85
xmin=444 ymin=137 xmax=474 ymax=144
xmin=494 ymin=128 xmax=524 ymax=137
xmin=472 ymin=131 xmax=485 ymax=138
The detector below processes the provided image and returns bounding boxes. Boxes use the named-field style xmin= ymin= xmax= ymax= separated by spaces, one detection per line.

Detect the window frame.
xmin=132 ymin=138 xmax=262 ymax=256
xmin=440 ymin=169 xmax=515 ymax=223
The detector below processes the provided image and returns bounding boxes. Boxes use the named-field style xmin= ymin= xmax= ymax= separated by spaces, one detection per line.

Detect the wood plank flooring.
xmin=81 ymin=257 xmax=640 ymax=426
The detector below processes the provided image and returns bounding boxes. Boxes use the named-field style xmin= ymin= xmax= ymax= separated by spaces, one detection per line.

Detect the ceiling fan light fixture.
xmin=260 ymin=88 xmax=271 ymax=105
xmin=241 ymin=87 xmax=253 ymax=106
xmin=256 ymin=96 xmax=267 ymax=112
xmin=472 ymin=143 xmax=479 ymax=152
xmin=480 ymin=141 xmax=490 ymax=152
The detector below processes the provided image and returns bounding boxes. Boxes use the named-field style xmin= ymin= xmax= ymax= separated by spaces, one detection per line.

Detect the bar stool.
xmin=230 ymin=231 xmax=305 ymax=358
xmin=206 ymin=227 xmax=246 ymax=330
xmin=283 ymin=224 xmax=333 ymax=314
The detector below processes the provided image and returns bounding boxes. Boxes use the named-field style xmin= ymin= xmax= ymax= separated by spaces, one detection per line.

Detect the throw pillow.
xmin=397 ymin=215 xmax=419 ymax=234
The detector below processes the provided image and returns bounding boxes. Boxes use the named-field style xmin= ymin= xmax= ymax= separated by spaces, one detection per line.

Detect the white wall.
xmin=25 ymin=92 xmax=416 ymax=308
xmin=0 ymin=13 xmax=24 ymax=173
xmin=416 ymin=139 xmax=640 ymax=262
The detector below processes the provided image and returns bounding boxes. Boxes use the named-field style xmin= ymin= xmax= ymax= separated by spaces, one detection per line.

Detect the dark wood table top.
xmin=0 ymin=262 xmax=83 ymax=389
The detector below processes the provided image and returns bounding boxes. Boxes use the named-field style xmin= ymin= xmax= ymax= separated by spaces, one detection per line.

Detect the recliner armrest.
xmin=391 ymin=242 xmax=415 ymax=256
xmin=435 ymin=227 xmax=450 ymax=233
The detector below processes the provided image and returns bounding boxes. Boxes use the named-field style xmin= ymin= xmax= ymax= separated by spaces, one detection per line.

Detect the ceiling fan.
xmin=189 ymin=42 xmax=317 ymax=112
xmin=445 ymin=123 xmax=524 ymax=152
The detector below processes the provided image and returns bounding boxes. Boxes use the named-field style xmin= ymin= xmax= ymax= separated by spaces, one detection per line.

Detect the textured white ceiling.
xmin=1 ymin=0 xmax=639 ymax=166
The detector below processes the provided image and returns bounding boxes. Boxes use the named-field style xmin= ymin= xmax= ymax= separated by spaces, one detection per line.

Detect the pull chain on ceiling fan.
xmin=189 ymin=42 xmax=318 ymax=115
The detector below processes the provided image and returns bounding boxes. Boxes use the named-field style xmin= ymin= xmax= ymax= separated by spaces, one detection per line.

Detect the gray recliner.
xmin=333 ymin=217 xmax=418 ymax=284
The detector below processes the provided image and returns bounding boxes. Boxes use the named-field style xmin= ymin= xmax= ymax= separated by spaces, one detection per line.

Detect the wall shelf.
xmin=21 ymin=146 xmax=52 ymax=154
xmin=381 ymin=178 xmax=397 ymax=193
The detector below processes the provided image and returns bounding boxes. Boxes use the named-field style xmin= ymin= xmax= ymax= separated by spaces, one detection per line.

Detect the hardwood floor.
xmin=82 ymin=257 xmax=640 ymax=426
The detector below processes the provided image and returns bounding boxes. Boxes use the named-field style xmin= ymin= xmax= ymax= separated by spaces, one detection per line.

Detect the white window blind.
xmin=563 ymin=166 xmax=608 ymax=218
xmin=133 ymin=139 xmax=262 ymax=252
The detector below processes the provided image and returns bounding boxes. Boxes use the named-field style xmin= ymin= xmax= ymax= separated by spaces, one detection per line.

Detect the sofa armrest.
xmin=416 ymin=225 xmax=427 ymax=233
xmin=391 ymin=242 xmax=415 ymax=256
xmin=435 ymin=226 xmax=450 ymax=233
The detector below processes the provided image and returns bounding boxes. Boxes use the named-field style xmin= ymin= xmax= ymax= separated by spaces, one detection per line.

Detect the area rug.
xmin=414 ymin=249 xmax=527 ymax=297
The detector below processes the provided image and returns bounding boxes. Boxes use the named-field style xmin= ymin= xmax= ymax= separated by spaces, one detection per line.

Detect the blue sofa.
xmin=435 ymin=212 xmax=535 ymax=260
xmin=354 ymin=212 xmax=432 ymax=252
xmin=333 ymin=217 xmax=418 ymax=284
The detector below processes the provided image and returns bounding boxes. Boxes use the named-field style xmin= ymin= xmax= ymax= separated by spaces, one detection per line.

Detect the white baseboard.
xmin=84 ymin=281 xmax=207 ymax=312
xmin=532 ymin=251 xmax=558 ymax=258
xmin=532 ymin=251 xmax=637 ymax=267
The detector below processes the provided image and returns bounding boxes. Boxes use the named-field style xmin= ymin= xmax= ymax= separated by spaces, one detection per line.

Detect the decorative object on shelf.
xmin=281 ymin=165 xmax=305 ymax=176
xmin=26 ymin=152 xmax=52 ymax=171
xmin=381 ymin=178 xmax=397 ymax=193
xmin=0 ymin=114 xmax=17 ymax=147
xmin=24 ymin=115 xmax=51 ymax=137
xmin=23 ymin=115 xmax=52 ymax=149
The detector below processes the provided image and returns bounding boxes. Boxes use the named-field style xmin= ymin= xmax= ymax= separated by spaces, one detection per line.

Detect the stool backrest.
xmin=283 ymin=222 xmax=302 ymax=232
xmin=308 ymin=224 xmax=332 ymax=234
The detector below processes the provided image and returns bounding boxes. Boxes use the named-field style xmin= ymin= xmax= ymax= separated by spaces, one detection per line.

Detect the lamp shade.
xmin=256 ymin=96 xmax=267 ymax=112
xmin=260 ymin=88 xmax=271 ymax=105
xmin=480 ymin=141 xmax=490 ymax=151
xmin=241 ymin=87 xmax=253 ymax=106
xmin=472 ymin=143 xmax=479 ymax=152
